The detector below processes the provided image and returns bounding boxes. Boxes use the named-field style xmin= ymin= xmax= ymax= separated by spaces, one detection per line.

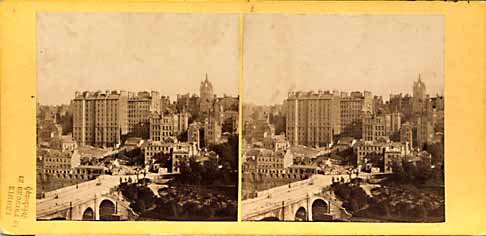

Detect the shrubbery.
xmin=332 ymin=182 xmax=369 ymax=212
xmin=119 ymin=182 xmax=156 ymax=214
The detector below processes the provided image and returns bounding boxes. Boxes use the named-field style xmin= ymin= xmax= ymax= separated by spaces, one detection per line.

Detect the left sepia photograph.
xmin=35 ymin=13 xmax=240 ymax=221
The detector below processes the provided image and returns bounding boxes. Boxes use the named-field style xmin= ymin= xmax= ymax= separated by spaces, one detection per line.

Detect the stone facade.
xmin=72 ymin=91 xmax=129 ymax=147
xmin=285 ymin=91 xmax=341 ymax=147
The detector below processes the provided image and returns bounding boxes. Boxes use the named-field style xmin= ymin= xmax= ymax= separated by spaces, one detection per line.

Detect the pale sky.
xmin=243 ymin=15 xmax=444 ymax=105
xmin=37 ymin=13 xmax=240 ymax=105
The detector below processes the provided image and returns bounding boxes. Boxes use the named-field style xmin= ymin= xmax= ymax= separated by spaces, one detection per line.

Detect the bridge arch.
xmin=82 ymin=207 xmax=95 ymax=220
xmin=295 ymin=207 xmax=307 ymax=221
xmin=311 ymin=199 xmax=331 ymax=221
xmin=99 ymin=199 xmax=116 ymax=221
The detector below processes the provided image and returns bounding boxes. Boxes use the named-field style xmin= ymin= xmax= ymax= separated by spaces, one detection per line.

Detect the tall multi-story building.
xmin=177 ymin=112 xmax=189 ymax=134
xmin=204 ymin=115 xmax=222 ymax=146
xmin=247 ymin=119 xmax=275 ymax=143
xmin=200 ymin=74 xmax=214 ymax=117
xmin=171 ymin=142 xmax=198 ymax=173
xmin=176 ymin=93 xmax=191 ymax=113
xmin=127 ymin=91 xmax=159 ymax=134
xmin=285 ymin=90 xmax=341 ymax=147
xmin=143 ymin=140 xmax=174 ymax=165
xmin=390 ymin=112 xmax=402 ymax=134
xmin=160 ymin=96 xmax=171 ymax=114
xmin=388 ymin=93 xmax=413 ymax=120
xmin=72 ymin=91 xmax=128 ymax=147
xmin=340 ymin=91 xmax=372 ymax=138
xmin=149 ymin=112 xmax=179 ymax=142
xmin=400 ymin=122 xmax=413 ymax=146
xmin=242 ymin=148 xmax=294 ymax=174
xmin=39 ymin=149 xmax=81 ymax=175
xmin=353 ymin=140 xmax=407 ymax=172
xmin=416 ymin=116 xmax=434 ymax=149
xmin=218 ymin=95 xmax=239 ymax=112
xmin=362 ymin=113 xmax=387 ymax=142
xmin=37 ymin=119 xmax=63 ymax=145
xmin=223 ymin=110 xmax=239 ymax=133
xmin=187 ymin=94 xmax=200 ymax=118
xmin=372 ymin=96 xmax=384 ymax=114
xmin=187 ymin=122 xmax=201 ymax=149
xmin=149 ymin=91 xmax=161 ymax=113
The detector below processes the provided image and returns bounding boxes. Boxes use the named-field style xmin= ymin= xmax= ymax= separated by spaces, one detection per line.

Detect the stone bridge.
xmin=242 ymin=174 xmax=352 ymax=221
xmin=37 ymin=175 xmax=140 ymax=220
xmin=37 ymin=190 xmax=137 ymax=221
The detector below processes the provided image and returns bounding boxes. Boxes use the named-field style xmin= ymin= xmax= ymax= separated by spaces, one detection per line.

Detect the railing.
xmin=243 ymin=175 xmax=318 ymax=204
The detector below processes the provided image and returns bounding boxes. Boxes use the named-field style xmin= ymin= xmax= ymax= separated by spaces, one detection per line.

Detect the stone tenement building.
xmin=362 ymin=113 xmax=387 ymax=142
xmin=416 ymin=115 xmax=434 ymax=148
xmin=204 ymin=112 xmax=222 ymax=146
xmin=127 ymin=91 xmax=160 ymax=134
xmin=143 ymin=140 xmax=198 ymax=173
xmin=223 ymin=110 xmax=239 ymax=132
xmin=149 ymin=112 xmax=188 ymax=142
xmin=36 ymin=148 xmax=105 ymax=195
xmin=160 ymin=95 xmax=172 ymax=114
xmin=400 ymin=122 xmax=413 ymax=146
xmin=243 ymin=148 xmax=294 ymax=174
xmin=362 ymin=112 xmax=401 ymax=142
xmin=175 ymin=93 xmax=200 ymax=116
xmin=282 ymin=76 xmax=442 ymax=150
xmin=187 ymin=122 xmax=201 ymax=149
xmin=353 ymin=140 xmax=409 ymax=173
xmin=339 ymin=91 xmax=372 ymax=138
xmin=285 ymin=90 xmax=342 ymax=147
xmin=245 ymin=119 xmax=275 ymax=144
xmin=72 ymin=91 xmax=129 ymax=147
xmin=72 ymin=90 xmax=161 ymax=147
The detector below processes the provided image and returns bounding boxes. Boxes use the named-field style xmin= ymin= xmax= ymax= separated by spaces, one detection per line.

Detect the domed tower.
xmin=199 ymin=73 xmax=214 ymax=117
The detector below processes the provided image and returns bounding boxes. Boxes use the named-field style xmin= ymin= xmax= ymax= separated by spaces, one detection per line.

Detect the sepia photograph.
xmin=241 ymin=15 xmax=445 ymax=222
xmin=35 ymin=13 xmax=240 ymax=221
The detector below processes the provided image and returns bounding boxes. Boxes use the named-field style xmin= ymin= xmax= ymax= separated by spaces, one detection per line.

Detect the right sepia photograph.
xmin=241 ymin=15 xmax=445 ymax=222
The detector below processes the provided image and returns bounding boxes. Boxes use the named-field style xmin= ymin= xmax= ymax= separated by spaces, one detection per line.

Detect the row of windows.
xmin=44 ymin=164 xmax=70 ymax=169
xmin=44 ymin=158 xmax=70 ymax=163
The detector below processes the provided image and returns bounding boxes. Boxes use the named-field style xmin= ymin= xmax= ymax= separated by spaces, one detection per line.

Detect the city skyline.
xmin=243 ymin=15 xmax=444 ymax=105
xmin=37 ymin=85 xmax=238 ymax=106
xmin=242 ymin=79 xmax=442 ymax=107
xmin=36 ymin=13 xmax=240 ymax=105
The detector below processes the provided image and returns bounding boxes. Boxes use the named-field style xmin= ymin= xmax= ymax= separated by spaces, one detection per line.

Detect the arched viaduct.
xmin=37 ymin=194 xmax=137 ymax=221
xmin=242 ymin=175 xmax=352 ymax=221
